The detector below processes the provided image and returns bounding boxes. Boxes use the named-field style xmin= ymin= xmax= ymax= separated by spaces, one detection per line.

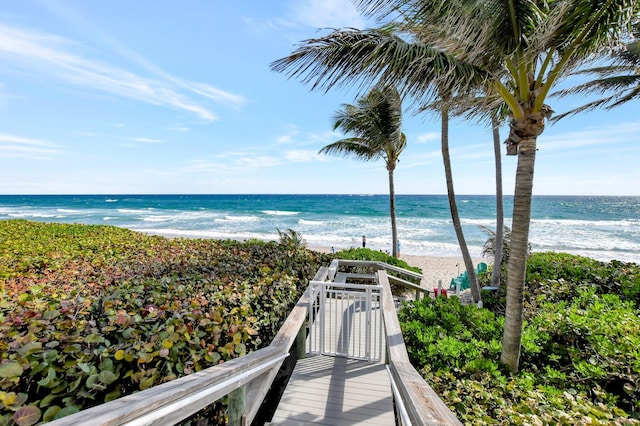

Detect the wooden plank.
xmin=378 ymin=271 xmax=462 ymax=426
xmin=269 ymin=355 xmax=394 ymax=425
xmin=387 ymin=274 xmax=429 ymax=296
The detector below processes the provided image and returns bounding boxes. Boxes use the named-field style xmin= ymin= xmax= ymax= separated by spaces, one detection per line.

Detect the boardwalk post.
xmin=295 ymin=322 xmax=306 ymax=359
xmin=228 ymin=385 xmax=246 ymax=426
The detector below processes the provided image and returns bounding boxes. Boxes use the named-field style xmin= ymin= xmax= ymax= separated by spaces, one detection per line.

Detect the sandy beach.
xmin=399 ymin=253 xmax=487 ymax=290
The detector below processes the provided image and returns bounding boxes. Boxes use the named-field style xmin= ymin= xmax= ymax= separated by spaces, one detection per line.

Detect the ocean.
xmin=0 ymin=194 xmax=638 ymax=264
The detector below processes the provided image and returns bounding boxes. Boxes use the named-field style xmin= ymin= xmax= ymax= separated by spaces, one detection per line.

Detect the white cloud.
xmin=0 ymin=23 xmax=247 ymax=121
xmin=284 ymin=149 xmax=321 ymax=162
xmin=0 ymin=132 xmax=61 ymax=158
xmin=128 ymin=137 xmax=162 ymax=144
xmin=186 ymin=152 xmax=284 ymax=173
xmin=539 ymin=122 xmax=640 ymax=152
xmin=415 ymin=132 xmax=440 ymax=144
xmin=289 ymin=0 xmax=366 ymax=29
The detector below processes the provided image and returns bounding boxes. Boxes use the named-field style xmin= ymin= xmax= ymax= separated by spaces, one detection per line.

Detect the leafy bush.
xmin=276 ymin=228 xmax=306 ymax=252
xmin=526 ymin=252 xmax=640 ymax=308
xmin=0 ymin=220 xmax=329 ymax=425
xmin=399 ymin=253 xmax=640 ymax=424
xmin=479 ymin=252 xmax=640 ymax=316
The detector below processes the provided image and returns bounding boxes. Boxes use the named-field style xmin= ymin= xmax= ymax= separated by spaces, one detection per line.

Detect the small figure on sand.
xmin=362 ymin=235 xmax=366 ymax=248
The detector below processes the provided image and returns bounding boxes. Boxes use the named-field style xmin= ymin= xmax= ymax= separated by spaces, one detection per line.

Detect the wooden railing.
xmin=377 ymin=270 xmax=462 ymax=426
xmin=327 ymin=259 xmax=430 ymax=300
xmin=47 ymin=267 xmax=330 ymax=426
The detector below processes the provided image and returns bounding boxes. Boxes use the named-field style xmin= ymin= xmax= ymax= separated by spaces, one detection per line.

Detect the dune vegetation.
xmin=0 ymin=220 xmax=331 ymax=425
xmin=399 ymin=252 xmax=640 ymax=424
xmin=2 ymin=220 xmax=639 ymax=424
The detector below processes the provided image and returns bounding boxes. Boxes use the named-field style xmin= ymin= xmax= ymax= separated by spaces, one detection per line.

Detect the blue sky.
xmin=1 ymin=1 xmax=638 ymax=196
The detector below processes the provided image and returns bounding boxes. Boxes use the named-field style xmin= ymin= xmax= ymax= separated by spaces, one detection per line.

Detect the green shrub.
xmin=0 ymin=220 xmax=327 ymax=425
xmin=526 ymin=252 xmax=640 ymax=308
xmin=479 ymin=252 xmax=640 ymax=317
xmin=399 ymin=284 xmax=640 ymax=423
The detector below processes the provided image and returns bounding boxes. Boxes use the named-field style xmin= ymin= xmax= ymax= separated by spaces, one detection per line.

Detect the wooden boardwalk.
xmin=270 ymin=281 xmax=395 ymax=425
xmin=269 ymin=354 xmax=395 ymax=425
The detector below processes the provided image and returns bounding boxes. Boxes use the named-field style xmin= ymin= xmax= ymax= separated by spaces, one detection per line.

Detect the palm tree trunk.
xmin=388 ymin=167 xmax=399 ymax=257
xmin=492 ymin=116 xmax=504 ymax=287
xmin=441 ymin=106 xmax=481 ymax=303
xmin=500 ymin=136 xmax=537 ymax=373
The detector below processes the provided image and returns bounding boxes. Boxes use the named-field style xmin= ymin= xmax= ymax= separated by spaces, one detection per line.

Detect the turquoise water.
xmin=0 ymin=194 xmax=638 ymax=263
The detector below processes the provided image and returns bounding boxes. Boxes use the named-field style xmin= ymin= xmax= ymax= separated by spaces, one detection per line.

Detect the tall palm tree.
xmin=271 ymin=0 xmax=637 ymax=372
xmin=320 ymin=85 xmax=406 ymax=257
xmin=439 ymin=99 xmax=482 ymax=303
xmin=490 ymin=115 xmax=505 ymax=288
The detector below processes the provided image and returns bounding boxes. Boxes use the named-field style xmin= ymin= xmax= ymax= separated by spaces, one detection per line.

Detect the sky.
xmin=0 ymin=1 xmax=638 ymax=196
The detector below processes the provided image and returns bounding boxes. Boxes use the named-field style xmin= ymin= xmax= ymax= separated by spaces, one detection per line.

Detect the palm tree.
xmin=552 ymin=21 xmax=640 ymax=120
xmin=440 ymin=100 xmax=482 ymax=303
xmin=320 ymin=85 xmax=406 ymax=257
xmin=490 ymin=115 xmax=504 ymax=288
xmin=271 ymin=0 xmax=637 ymax=372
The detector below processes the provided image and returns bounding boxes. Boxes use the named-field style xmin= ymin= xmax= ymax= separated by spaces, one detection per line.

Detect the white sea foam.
xmin=117 ymin=208 xmax=153 ymax=214
xmin=263 ymin=210 xmax=298 ymax=216
xmin=215 ymin=215 xmax=259 ymax=223
xmin=142 ymin=216 xmax=174 ymax=222
xmin=298 ymin=219 xmax=324 ymax=226
xmin=8 ymin=212 xmax=57 ymax=218
xmin=105 ymin=199 xmax=118 ymax=202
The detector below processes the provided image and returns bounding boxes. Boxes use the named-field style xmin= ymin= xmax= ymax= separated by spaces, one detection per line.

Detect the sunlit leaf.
xmin=98 ymin=370 xmax=118 ymax=385
xmin=13 ymin=406 xmax=41 ymax=426
xmin=43 ymin=406 xmax=61 ymax=422
xmin=0 ymin=362 xmax=23 ymax=378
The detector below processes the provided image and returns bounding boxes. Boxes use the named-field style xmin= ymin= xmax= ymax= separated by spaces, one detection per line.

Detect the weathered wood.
xmin=270 ymin=355 xmax=395 ymax=425
xmin=228 ymin=386 xmax=246 ymax=426
xmin=46 ymin=346 xmax=287 ymax=426
xmin=295 ymin=322 xmax=306 ymax=359
xmin=378 ymin=271 xmax=462 ymax=426
xmin=387 ymin=274 xmax=429 ymax=296
xmin=374 ymin=261 xmax=424 ymax=281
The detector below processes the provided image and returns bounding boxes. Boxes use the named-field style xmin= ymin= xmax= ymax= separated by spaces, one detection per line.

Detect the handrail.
xmin=329 ymin=258 xmax=430 ymax=299
xmin=329 ymin=259 xmax=424 ymax=281
xmin=47 ymin=266 xmax=331 ymax=426
xmin=378 ymin=270 xmax=462 ymax=426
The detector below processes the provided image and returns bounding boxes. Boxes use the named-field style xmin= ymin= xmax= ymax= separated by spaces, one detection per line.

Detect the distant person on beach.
xmin=397 ymin=240 xmax=401 ymax=256
xmin=362 ymin=235 xmax=366 ymax=248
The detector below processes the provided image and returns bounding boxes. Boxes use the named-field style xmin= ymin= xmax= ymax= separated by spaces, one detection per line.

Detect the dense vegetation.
xmin=400 ymin=252 xmax=640 ymax=424
xmin=0 ymin=220 xmax=331 ymax=425
xmin=4 ymin=219 xmax=639 ymax=424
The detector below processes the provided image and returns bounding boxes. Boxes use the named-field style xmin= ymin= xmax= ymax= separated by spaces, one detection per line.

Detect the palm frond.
xmin=319 ymin=139 xmax=380 ymax=161
xmin=270 ymin=27 xmax=487 ymax=107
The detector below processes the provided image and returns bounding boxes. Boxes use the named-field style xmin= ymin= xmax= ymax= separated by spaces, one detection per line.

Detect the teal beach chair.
xmin=449 ymin=262 xmax=488 ymax=292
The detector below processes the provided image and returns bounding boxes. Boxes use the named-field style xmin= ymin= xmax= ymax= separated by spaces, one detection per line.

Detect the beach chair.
xmin=449 ymin=270 xmax=470 ymax=292
xmin=449 ymin=263 xmax=488 ymax=292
